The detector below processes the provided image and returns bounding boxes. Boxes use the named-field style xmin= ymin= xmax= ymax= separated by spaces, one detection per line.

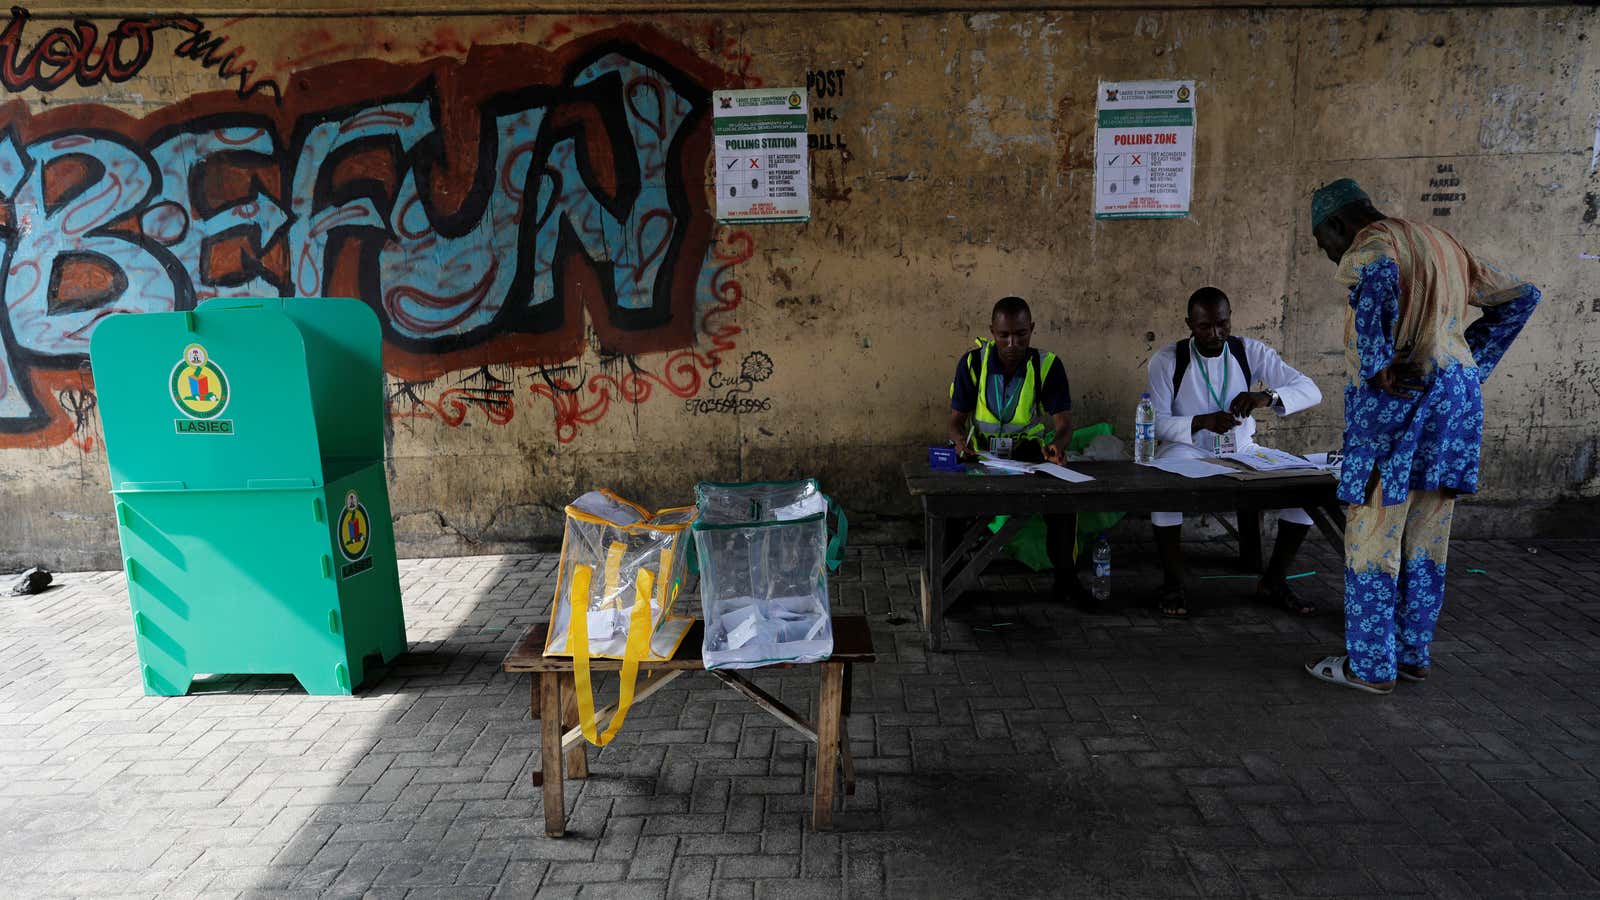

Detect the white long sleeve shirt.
xmin=1145 ymin=337 xmax=1322 ymax=453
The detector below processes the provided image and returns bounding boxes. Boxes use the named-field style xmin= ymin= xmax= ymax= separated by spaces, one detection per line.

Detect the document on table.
xmin=1142 ymin=457 xmax=1236 ymax=478
xmin=976 ymin=452 xmax=1034 ymax=473
xmin=977 ymin=453 xmax=1094 ymax=483
xmin=1036 ymin=463 xmax=1095 ymax=483
xmin=1219 ymin=446 xmax=1315 ymax=472
xmin=1304 ymin=451 xmax=1344 ymax=472
xmin=977 ymin=466 xmax=1027 ymax=476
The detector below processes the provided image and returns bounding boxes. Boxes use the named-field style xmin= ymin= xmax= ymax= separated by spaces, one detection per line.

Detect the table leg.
xmin=924 ymin=513 xmax=947 ymax=651
xmin=560 ymin=672 xmax=589 ymax=779
xmin=1237 ymin=508 xmax=1263 ymax=571
xmin=1307 ymin=504 xmax=1346 ymax=556
xmin=813 ymin=661 xmax=844 ymax=830
xmin=540 ymin=671 xmax=566 ymax=837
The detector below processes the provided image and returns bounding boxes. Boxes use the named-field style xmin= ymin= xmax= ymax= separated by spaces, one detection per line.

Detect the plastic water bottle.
xmin=1134 ymin=392 xmax=1157 ymax=463
xmin=1092 ymin=533 xmax=1112 ymax=602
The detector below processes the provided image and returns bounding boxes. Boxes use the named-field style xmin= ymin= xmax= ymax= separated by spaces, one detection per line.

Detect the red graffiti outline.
xmin=392 ymin=386 xmax=515 ymax=428
xmin=631 ymin=207 xmax=674 ymax=285
xmin=383 ymin=259 xmax=500 ymax=337
xmin=624 ymin=74 xmax=668 ymax=143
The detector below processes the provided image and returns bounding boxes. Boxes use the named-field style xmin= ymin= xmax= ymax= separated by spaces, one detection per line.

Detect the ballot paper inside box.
xmin=692 ymin=480 xmax=846 ymax=670
xmin=544 ymin=491 xmax=697 ymax=662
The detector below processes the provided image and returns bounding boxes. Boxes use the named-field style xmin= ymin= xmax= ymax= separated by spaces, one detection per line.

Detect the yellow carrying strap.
xmin=603 ymin=541 xmax=627 ymax=609
xmin=569 ymin=564 xmax=656 ymax=746
xmin=653 ymin=548 xmax=674 ymax=619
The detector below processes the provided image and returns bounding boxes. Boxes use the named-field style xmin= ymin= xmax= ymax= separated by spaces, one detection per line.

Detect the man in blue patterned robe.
xmin=1303 ymin=179 xmax=1541 ymax=694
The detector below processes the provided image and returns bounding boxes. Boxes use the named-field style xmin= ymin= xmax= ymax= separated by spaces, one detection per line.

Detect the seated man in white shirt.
xmin=1146 ymin=287 xmax=1324 ymax=617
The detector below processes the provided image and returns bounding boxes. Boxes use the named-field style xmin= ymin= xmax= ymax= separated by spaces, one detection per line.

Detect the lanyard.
xmin=987 ymin=350 xmax=1026 ymax=422
xmin=1190 ymin=339 xmax=1230 ymax=412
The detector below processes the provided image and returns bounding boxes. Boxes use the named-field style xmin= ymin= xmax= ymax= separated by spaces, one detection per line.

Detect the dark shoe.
xmin=1258 ymin=577 xmax=1317 ymax=617
xmin=1156 ymin=584 xmax=1187 ymax=617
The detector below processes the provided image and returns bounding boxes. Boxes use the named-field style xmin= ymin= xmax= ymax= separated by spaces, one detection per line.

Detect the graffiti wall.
xmin=4 ymin=5 xmax=1596 ymax=568
xmin=0 ymin=11 xmax=750 ymax=449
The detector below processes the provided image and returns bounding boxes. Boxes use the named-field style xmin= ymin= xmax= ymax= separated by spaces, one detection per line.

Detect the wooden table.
xmin=501 ymin=616 xmax=876 ymax=835
xmin=903 ymin=461 xmax=1346 ymax=649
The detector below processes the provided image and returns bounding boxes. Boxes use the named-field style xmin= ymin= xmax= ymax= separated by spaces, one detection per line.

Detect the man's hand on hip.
xmin=1370 ymin=359 xmax=1428 ymax=398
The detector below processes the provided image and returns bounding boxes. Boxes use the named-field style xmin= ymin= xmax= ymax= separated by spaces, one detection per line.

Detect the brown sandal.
xmin=1156 ymin=584 xmax=1187 ymax=618
xmin=1397 ymin=664 xmax=1429 ymax=682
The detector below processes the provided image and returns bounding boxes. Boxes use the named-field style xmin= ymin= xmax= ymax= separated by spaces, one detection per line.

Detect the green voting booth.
xmin=90 ymin=298 xmax=407 ymax=696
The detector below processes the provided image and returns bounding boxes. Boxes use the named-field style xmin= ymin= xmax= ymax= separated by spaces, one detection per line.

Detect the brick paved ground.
xmin=3 ymin=533 xmax=1600 ymax=899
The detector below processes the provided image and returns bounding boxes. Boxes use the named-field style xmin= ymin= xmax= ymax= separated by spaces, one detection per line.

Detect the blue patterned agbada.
xmin=1335 ymin=218 xmax=1539 ymax=682
xmin=1337 ymin=219 xmax=1540 ymax=506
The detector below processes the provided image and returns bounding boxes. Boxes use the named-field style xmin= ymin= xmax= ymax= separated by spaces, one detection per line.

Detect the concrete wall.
xmin=1 ymin=3 xmax=1595 ymax=570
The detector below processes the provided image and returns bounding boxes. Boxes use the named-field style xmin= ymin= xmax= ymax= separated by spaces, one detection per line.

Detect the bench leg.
xmin=839 ymin=721 xmax=856 ymax=796
xmin=540 ymin=671 xmax=566 ymax=837
xmin=560 ymin=672 xmax=589 ymax=779
xmin=813 ymin=661 xmax=844 ymax=830
xmin=839 ymin=663 xmax=855 ymax=794
xmin=529 ymin=678 xmax=545 ymax=786
xmin=1307 ymin=503 xmax=1346 ymax=556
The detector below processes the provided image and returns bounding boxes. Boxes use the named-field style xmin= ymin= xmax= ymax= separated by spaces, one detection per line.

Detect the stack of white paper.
xmin=977 ymin=453 xmax=1036 ymax=474
xmin=977 ymin=453 xmax=1095 ymax=483
xmin=1143 ymin=457 xmax=1236 ymax=479
xmin=1220 ymin=446 xmax=1316 ymax=471
xmin=1304 ymin=452 xmax=1344 ymax=472
xmin=1036 ymin=463 xmax=1095 ymax=484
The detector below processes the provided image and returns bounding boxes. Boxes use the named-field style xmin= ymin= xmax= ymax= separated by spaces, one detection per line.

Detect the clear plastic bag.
xmin=692 ymin=480 xmax=845 ymax=669
xmin=544 ymin=490 xmax=696 ymax=744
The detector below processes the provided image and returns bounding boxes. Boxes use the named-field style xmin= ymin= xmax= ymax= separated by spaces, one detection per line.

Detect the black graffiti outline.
xmin=55 ymin=383 xmax=93 ymax=431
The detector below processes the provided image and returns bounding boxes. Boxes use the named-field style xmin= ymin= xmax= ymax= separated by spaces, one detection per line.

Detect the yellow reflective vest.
xmin=953 ymin=339 xmax=1057 ymax=447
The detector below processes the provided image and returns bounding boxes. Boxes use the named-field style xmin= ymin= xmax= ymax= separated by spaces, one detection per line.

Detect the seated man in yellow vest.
xmin=946 ymin=296 xmax=1092 ymax=608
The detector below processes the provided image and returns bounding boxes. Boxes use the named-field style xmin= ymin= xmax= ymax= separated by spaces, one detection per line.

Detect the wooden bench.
xmin=501 ymin=615 xmax=876 ymax=835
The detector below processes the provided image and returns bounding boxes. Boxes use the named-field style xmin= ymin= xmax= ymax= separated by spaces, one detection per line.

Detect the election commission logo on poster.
xmin=1094 ymin=80 xmax=1196 ymax=220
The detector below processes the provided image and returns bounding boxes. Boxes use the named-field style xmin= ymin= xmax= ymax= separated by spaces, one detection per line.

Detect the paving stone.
xmin=645 ymin=850 xmax=704 ymax=894
xmin=3 ymin=540 xmax=1599 ymax=898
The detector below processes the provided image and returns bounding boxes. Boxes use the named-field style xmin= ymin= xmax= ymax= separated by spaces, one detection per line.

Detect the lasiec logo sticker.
xmin=337 ymin=490 xmax=374 ymax=579
xmin=171 ymin=344 xmax=234 ymax=434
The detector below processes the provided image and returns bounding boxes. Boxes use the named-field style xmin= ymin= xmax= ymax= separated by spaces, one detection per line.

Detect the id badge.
xmin=991 ymin=437 xmax=1015 ymax=459
xmin=1217 ymin=430 xmax=1238 ymax=455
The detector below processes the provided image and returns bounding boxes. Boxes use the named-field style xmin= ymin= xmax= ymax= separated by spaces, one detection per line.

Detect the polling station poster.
xmin=1094 ymin=80 xmax=1196 ymax=219
xmin=713 ymin=88 xmax=810 ymax=224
